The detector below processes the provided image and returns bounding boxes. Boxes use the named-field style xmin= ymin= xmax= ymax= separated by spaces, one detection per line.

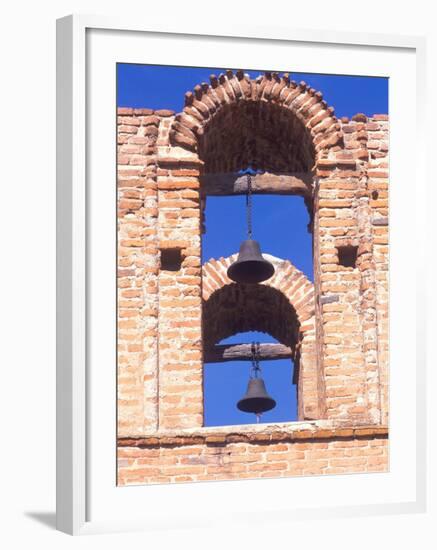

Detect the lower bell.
xmin=227 ymin=239 xmax=275 ymax=284
xmin=237 ymin=377 xmax=276 ymax=415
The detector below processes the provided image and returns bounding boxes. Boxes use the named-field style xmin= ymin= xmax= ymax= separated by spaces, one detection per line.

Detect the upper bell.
xmin=227 ymin=239 xmax=275 ymax=284
xmin=237 ymin=377 xmax=276 ymax=415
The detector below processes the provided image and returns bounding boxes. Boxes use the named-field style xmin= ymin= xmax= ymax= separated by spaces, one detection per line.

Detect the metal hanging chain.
xmin=246 ymin=172 xmax=253 ymax=240
xmin=250 ymin=341 xmax=261 ymax=378
xmin=250 ymin=341 xmax=262 ymax=423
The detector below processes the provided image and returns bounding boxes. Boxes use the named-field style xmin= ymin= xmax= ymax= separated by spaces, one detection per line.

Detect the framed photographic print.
xmin=56 ymin=15 xmax=427 ymax=536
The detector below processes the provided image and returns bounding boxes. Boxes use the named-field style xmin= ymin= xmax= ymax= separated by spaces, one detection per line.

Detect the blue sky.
xmin=118 ymin=64 xmax=388 ymax=427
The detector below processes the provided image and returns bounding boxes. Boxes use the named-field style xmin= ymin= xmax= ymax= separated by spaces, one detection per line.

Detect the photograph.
xmin=116 ymin=64 xmax=389 ymax=486
xmin=0 ymin=0 xmax=430 ymax=543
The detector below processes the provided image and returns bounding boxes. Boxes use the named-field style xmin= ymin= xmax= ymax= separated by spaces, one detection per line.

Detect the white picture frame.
xmin=56 ymin=14 xmax=428 ymax=536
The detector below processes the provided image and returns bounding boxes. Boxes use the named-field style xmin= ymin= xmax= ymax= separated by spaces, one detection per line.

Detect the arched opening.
xmin=204 ymin=330 xmax=297 ymax=427
xmin=201 ymin=253 xmax=316 ymax=424
xmin=203 ymin=283 xmax=300 ymax=349
xmin=170 ymin=71 xmax=332 ymax=427
xmin=202 ymin=193 xmax=313 ymax=279
xmin=202 ymin=282 xmax=302 ymax=426
xmin=196 ymin=91 xmax=318 ymax=225
xmin=198 ymin=100 xmax=315 ymax=173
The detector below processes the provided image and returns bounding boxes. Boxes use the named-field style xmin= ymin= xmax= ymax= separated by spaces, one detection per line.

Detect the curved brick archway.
xmin=203 ymin=282 xmax=300 ymax=349
xmin=202 ymin=254 xmax=315 ymax=346
xmin=202 ymin=254 xmax=321 ymax=420
xmin=198 ymin=101 xmax=315 ymax=174
xmin=170 ymin=70 xmax=343 ymax=173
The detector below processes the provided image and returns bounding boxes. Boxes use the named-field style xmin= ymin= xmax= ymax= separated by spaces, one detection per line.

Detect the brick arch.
xmin=198 ymin=101 xmax=315 ymax=174
xmin=202 ymin=254 xmax=315 ymax=349
xmin=202 ymin=253 xmax=320 ymax=420
xmin=203 ymin=283 xmax=300 ymax=349
xmin=170 ymin=70 xmax=343 ymax=174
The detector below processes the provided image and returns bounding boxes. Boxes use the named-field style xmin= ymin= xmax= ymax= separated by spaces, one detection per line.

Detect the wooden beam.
xmin=200 ymin=172 xmax=313 ymax=197
xmin=204 ymin=343 xmax=293 ymax=363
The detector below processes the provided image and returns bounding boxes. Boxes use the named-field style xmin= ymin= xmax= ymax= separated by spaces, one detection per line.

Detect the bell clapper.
xmin=253 ymin=344 xmax=261 ymax=426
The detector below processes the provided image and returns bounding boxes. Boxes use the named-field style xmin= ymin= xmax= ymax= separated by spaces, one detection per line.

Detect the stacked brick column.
xmin=366 ymin=115 xmax=389 ymax=423
xmin=314 ymin=113 xmax=388 ymax=424
xmin=315 ymin=158 xmax=369 ymax=422
xmin=117 ymin=108 xmax=160 ymax=435
xmin=155 ymin=120 xmax=204 ymax=430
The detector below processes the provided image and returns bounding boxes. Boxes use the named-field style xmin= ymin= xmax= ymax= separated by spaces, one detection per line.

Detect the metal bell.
xmin=227 ymin=239 xmax=275 ymax=284
xmin=237 ymin=377 xmax=276 ymax=415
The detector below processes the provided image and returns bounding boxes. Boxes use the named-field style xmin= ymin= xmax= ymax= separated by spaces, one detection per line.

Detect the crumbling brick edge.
xmin=118 ymin=424 xmax=388 ymax=448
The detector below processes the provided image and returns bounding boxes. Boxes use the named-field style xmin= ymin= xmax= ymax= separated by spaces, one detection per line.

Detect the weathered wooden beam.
xmin=204 ymin=343 xmax=293 ymax=363
xmin=200 ymin=172 xmax=313 ymax=197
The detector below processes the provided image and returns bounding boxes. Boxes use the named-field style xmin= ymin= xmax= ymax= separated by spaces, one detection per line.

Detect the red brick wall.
xmin=118 ymin=425 xmax=388 ymax=485
xmin=117 ymin=71 xmax=389 ymax=484
xmin=117 ymin=108 xmax=160 ymax=435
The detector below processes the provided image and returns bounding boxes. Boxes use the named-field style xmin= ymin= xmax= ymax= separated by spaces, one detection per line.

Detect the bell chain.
xmin=246 ymin=173 xmax=252 ymax=240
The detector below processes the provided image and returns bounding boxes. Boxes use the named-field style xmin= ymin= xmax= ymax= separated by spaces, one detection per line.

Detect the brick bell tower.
xmin=117 ymin=70 xmax=389 ymax=485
